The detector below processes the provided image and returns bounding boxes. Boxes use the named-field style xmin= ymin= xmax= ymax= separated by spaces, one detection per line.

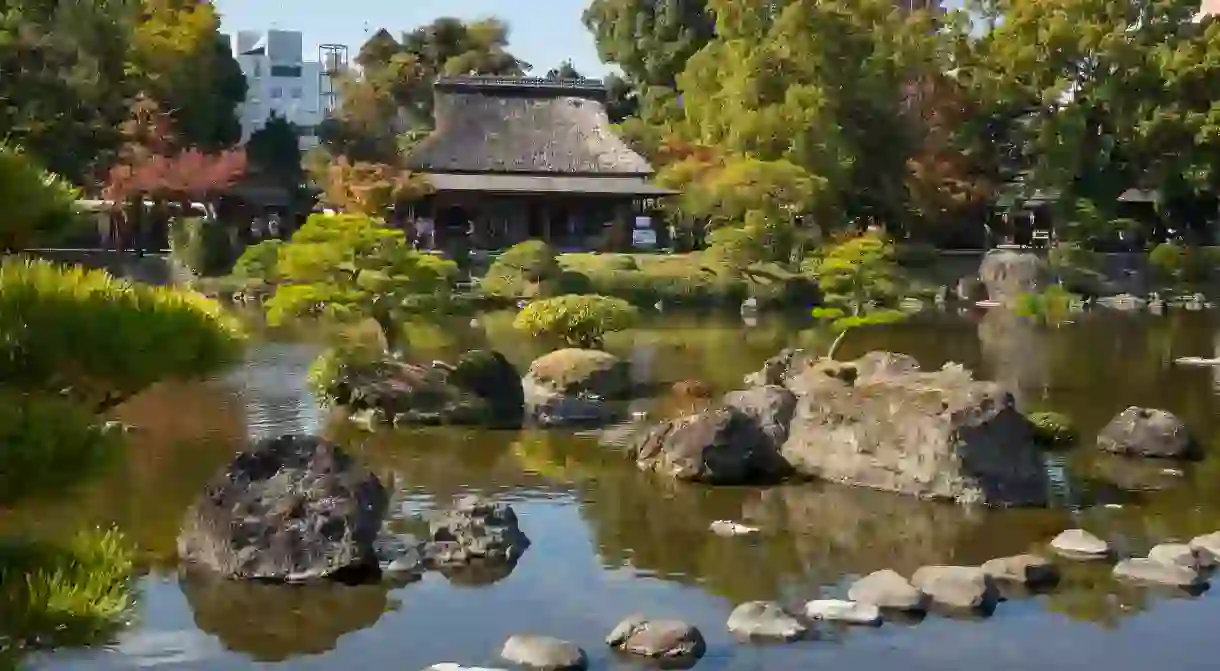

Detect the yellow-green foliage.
xmin=265 ymin=213 xmax=458 ymax=326
xmin=306 ymin=338 xmax=393 ymax=407
xmin=1148 ymin=242 xmax=1217 ymax=287
xmin=0 ymin=257 xmax=245 ymax=408
xmin=0 ymin=529 xmax=135 ymax=652
xmin=1015 ymin=285 xmax=1077 ymax=326
xmin=481 ymin=240 xmax=562 ymax=298
xmin=513 ymin=294 xmax=639 ymax=348
xmin=813 ymin=232 xmax=900 ymax=313
xmin=232 ymin=239 xmax=283 ymax=282
xmin=0 ymin=143 xmax=83 ymax=253
xmin=1026 ymin=411 xmax=1078 ymax=448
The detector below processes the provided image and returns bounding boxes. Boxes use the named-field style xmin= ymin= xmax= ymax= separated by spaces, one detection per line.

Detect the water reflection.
xmin=10 ymin=309 xmax=1220 ymax=671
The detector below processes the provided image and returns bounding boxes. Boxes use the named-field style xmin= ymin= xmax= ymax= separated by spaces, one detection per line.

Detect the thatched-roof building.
xmin=405 ymin=76 xmax=674 ymax=251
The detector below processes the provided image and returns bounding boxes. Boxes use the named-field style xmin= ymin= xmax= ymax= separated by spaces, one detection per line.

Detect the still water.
xmin=8 ymin=309 xmax=1220 ymax=670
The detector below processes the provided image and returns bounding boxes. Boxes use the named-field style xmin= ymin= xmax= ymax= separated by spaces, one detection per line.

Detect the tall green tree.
xmin=246 ymin=113 xmax=303 ymax=190
xmin=582 ymin=0 xmax=714 ymax=89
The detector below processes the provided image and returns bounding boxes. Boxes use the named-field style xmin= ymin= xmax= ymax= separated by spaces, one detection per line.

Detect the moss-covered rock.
xmin=1026 ymin=411 xmax=1078 ymax=448
xmin=522 ymin=348 xmax=633 ymax=427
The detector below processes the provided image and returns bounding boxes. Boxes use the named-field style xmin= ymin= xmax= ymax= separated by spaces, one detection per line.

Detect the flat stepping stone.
xmin=1189 ymin=532 xmax=1220 ymax=564
xmin=981 ymin=554 xmax=1060 ymax=587
xmin=726 ymin=601 xmax=807 ymax=641
xmin=911 ymin=566 xmax=999 ymax=610
xmin=1148 ymin=543 xmax=1205 ymax=569
xmin=423 ymin=666 xmax=505 ymax=671
xmin=1113 ymin=558 xmax=1206 ymax=588
xmin=500 ymin=635 xmax=588 ymax=670
xmin=1050 ymin=529 xmax=1111 ymax=559
xmin=606 ymin=615 xmax=706 ymax=661
xmin=847 ymin=569 xmax=927 ymax=611
xmin=804 ymin=599 xmax=882 ymax=625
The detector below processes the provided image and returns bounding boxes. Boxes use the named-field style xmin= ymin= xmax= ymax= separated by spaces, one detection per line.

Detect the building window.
xmin=270 ymin=64 xmax=303 ymax=78
xmin=291 ymin=87 xmax=303 ymax=99
xmin=271 ymin=87 xmax=282 ymax=98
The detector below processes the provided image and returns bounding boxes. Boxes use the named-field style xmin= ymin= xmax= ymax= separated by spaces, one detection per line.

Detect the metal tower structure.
xmin=318 ymin=43 xmax=349 ymax=115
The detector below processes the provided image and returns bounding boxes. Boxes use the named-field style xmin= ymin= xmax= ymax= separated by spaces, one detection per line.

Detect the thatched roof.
xmin=406 ymin=76 xmax=655 ymax=176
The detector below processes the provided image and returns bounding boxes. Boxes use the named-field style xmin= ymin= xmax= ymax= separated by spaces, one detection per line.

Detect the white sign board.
xmin=632 ymin=228 xmax=657 ymax=249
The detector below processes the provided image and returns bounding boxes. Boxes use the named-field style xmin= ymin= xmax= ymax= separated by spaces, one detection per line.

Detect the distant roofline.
xmin=434 ymin=76 xmax=608 ymax=101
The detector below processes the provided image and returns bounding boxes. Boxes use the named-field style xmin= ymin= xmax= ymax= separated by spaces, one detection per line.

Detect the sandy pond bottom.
xmin=11 ymin=309 xmax=1220 ymax=670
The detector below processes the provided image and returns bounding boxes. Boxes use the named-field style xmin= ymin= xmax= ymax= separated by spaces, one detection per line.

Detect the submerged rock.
xmin=803 ymin=599 xmax=882 ymax=626
xmin=911 ymin=566 xmax=999 ymax=611
xmin=847 ymin=569 xmax=928 ymax=612
xmin=326 ymin=349 xmax=523 ymax=428
xmin=1113 ymin=558 xmax=1206 ymax=588
xmin=978 ymin=249 xmax=1049 ymax=305
xmin=177 ymin=435 xmax=387 ymax=582
xmin=1050 ymin=529 xmax=1111 ymax=560
xmin=726 ymin=601 xmax=807 ymax=641
xmin=522 ymin=349 xmax=631 ymax=427
xmin=779 ymin=353 xmax=1049 ymax=506
xmin=981 ymin=554 xmax=1060 ymax=587
xmin=606 ymin=615 xmax=706 ymax=662
xmin=423 ymin=496 xmax=530 ymax=572
xmin=1096 ymin=407 xmax=1196 ymax=459
xmin=500 ymin=635 xmax=588 ymax=670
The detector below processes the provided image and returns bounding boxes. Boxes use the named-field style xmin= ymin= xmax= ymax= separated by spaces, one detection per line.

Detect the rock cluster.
xmin=380 ymin=495 xmax=532 ymax=585
xmin=619 ymin=349 xmax=1050 ymax=507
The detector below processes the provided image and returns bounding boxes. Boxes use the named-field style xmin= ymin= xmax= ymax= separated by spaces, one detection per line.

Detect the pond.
xmin=6 ymin=308 xmax=1220 ymax=670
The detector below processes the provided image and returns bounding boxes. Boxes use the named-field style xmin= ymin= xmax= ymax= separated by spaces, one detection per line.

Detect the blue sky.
xmin=213 ymin=0 xmax=613 ymax=77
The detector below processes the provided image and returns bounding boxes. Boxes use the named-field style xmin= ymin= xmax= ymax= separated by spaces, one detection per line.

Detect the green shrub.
xmin=232 ymin=239 xmax=283 ymax=283
xmin=706 ymin=226 xmax=764 ymax=272
xmin=0 ymin=529 xmax=135 ymax=651
xmin=307 ymin=339 xmax=393 ymax=407
xmin=169 ymin=217 xmax=235 ymax=277
xmin=513 ymin=294 xmax=639 ymax=348
xmin=481 ymin=240 xmax=562 ymax=298
xmin=1149 ymin=242 xmax=1185 ymax=281
xmin=0 ymin=394 xmax=121 ymax=506
xmin=0 ymin=257 xmax=245 ymax=409
xmin=0 ymin=143 xmax=83 ymax=252
xmin=1015 ymin=285 xmax=1077 ymax=326
xmin=1026 ymin=411 xmax=1078 ymax=447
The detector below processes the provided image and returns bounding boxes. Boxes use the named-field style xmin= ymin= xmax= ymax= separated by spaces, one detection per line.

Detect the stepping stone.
xmin=1113 ymin=558 xmax=1206 ymax=589
xmin=847 ymin=569 xmax=928 ymax=611
xmin=1050 ymin=529 xmax=1110 ymax=559
xmin=911 ymin=566 xmax=999 ymax=610
xmin=1189 ymin=532 xmax=1220 ymax=564
xmin=726 ymin=601 xmax=807 ymax=641
xmin=423 ymin=666 xmax=505 ymax=671
xmin=1148 ymin=543 xmax=1204 ymax=570
xmin=803 ymin=599 xmax=882 ymax=625
xmin=606 ymin=615 xmax=706 ymax=661
xmin=500 ymin=635 xmax=588 ymax=670
xmin=981 ymin=554 xmax=1060 ymax=587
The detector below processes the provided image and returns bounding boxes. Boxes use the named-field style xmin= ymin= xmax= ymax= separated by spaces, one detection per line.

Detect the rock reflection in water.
xmin=180 ymin=573 xmax=391 ymax=662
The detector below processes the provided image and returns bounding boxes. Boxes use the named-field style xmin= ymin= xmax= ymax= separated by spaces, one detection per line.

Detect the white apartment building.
xmin=224 ymin=30 xmax=339 ymax=150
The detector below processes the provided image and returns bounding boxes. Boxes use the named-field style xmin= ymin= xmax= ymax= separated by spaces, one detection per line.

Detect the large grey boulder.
xmin=847 ymin=569 xmax=928 ymax=611
xmin=326 ymin=349 xmax=523 ymax=429
xmin=522 ymin=349 xmax=631 ymax=427
xmin=627 ymin=407 xmax=787 ymax=484
xmin=978 ymin=249 xmax=1049 ymax=305
xmin=911 ymin=566 xmax=999 ymax=611
xmin=779 ymin=354 xmax=1049 ymax=506
xmin=723 ymin=384 xmax=797 ymax=453
xmin=1097 ymin=407 xmax=1196 ymax=459
xmin=177 ymin=435 xmax=387 ymax=582
xmin=606 ymin=615 xmax=705 ymax=662
xmin=500 ymin=635 xmax=587 ymax=670
xmin=726 ymin=601 xmax=807 ymax=641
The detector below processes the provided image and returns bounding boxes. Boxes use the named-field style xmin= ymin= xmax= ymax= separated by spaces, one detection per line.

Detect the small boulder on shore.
xmin=726 ymin=601 xmax=807 ymax=641
xmin=177 ymin=435 xmax=387 ymax=582
xmin=1050 ymin=529 xmax=1110 ymax=560
xmin=522 ymin=349 xmax=631 ymax=427
xmin=606 ymin=615 xmax=706 ymax=662
xmin=1113 ymin=558 xmax=1206 ymax=589
xmin=1096 ymin=407 xmax=1196 ymax=459
xmin=911 ymin=566 xmax=999 ymax=611
xmin=847 ymin=569 xmax=928 ymax=612
xmin=500 ymin=635 xmax=587 ymax=670
xmin=981 ymin=554 xmax=1060 ymax=587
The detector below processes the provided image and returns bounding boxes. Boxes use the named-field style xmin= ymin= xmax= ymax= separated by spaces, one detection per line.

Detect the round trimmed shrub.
xmin=512 ymin=294 xmax=639 ymax=348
